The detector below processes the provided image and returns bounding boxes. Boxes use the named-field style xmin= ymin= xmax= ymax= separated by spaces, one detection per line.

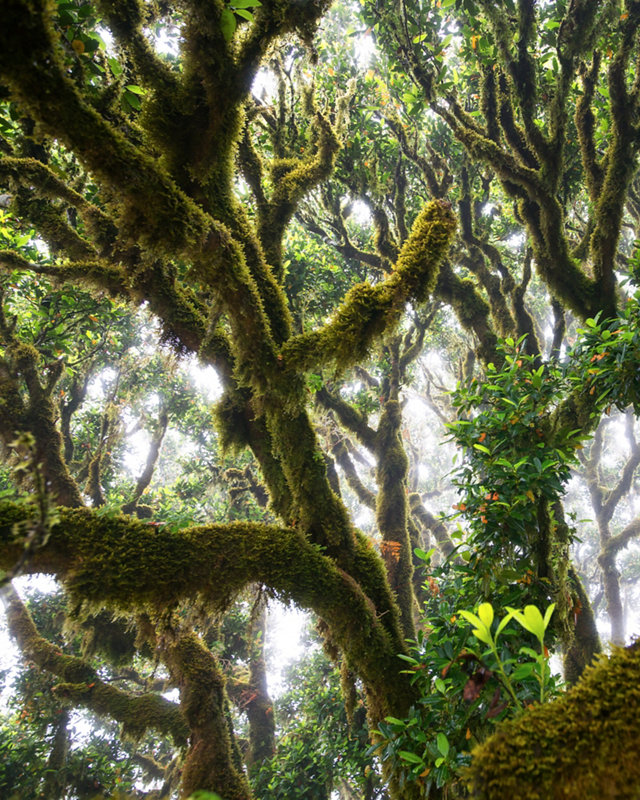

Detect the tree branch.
xmin=0 ymin=584 xmax=188 ymax=745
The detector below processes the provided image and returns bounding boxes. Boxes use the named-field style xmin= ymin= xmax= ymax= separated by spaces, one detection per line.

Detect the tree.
xmin=0 ymin=0 xmax=639 ymax=798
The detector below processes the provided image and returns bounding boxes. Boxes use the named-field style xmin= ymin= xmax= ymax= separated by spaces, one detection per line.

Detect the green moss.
xmin=164 ymin=633 xmax=251 ymax=800
xmin=465 ymin=641 xmax=640 ymax=798
xmin=435 ymin=264 xmax=500 ymax=365
xmin=74 ymin=609 xmax=141 ymax=666
xmin=0 ymin=341 xmax=84 ymax=508
xmin=575 ymin=56 xmax=604 ymax=203
xmin=265 ymin=405 xmax=355 ymax=554
xmin=0 ymin=500 xmax=417 ymax=728
xmin=563 ymin=566 xmax=602 ymax=685
xmin=279 ymin=200 xmax=456 ymax=374
xmin=480 ymin=66 xmax=500 ymax=143
xmin=4 ymin=587 xmax=188 ymax=745
xmin=372 ymin=207 xmax=398 ymax=265
xmin=260 ymin=113 xmax=340 ymax=275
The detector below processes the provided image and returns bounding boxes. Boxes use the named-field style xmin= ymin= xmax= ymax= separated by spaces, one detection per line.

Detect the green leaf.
xmin=495 ymin=609 xmax=516 ymax=638
xmin=125 ymin=84 xmax=145 ymax=95
xmin=107 ymin=56 xmax=122 ymax=76
xmin=124 ymin=93 xmax=141 ymax=110
xmin=477 ymin=602 xmax=494 ymax=628
xmin=523 ymin=605 xmax=545 ymax=640
xmin=230 ymin=0 xmax=261 ymax=6
xmin=471 ymin=627 xmax=492 ymax=645
xmin=509 ymin=605 xmax=545 ymax=641
xmin=458 ymin=610 xmax=481 ymax=629
xmin=220 ymin=8 xmax=237 ymax=40
xmin=399 ymin=750 xmax=423 ymax=764
xmin=234 ymin=8 xmax=254 ymax=20
xmin=436 ymin=732 xmax=450 ymax=758
xmin=511 ymin=663 xmax=535 ymax=680
xmin=543 ymin=602 xmax=556 ymax=630
xmin=473 ymin=443 xmax=491 ymax=454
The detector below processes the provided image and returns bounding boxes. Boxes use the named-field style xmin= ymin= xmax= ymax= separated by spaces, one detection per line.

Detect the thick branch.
xmin=0 ymin=502 xmax=416 ymax=720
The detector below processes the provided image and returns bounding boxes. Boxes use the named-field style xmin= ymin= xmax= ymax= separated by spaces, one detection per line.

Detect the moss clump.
xmin=465 ymin=641 xmax=640 ymax=798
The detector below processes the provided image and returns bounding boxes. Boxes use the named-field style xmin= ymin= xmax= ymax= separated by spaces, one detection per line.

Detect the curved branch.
xmin=0 ymin=502 xmax=416 ymax=719
xmin=279 ymin=200 xmax=456 ymax=374
xmin=408 ymin=493 xmax=455 ymax=559
xmin=317 ymin=388 xmax=377 ymax=452
xmin=96 ymin=0 xmax=179 ymax=95
xmin=601 ymin=517 xmax=640 ymax=560
xmin=0 ymin=584 xmax=188 ymax=745
xmin=602 ymin=412 xmax=640 ymax=517
xmin=435 ymin=262 xmax=500 ymax=366
xmin=0 ymin=156 xmax=118 ymax=254
xmin=331 ymin=436 xmax=376 ymax=510
xmin=122 ymin=405 xmax=169 ymax=515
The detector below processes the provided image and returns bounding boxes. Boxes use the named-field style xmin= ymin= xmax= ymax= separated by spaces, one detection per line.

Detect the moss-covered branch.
xmin=279 ymin=200 xmax=456 ymax=373
xmin=163 ymin=630 xmax=252 ymax=800
xmin=95 ymin=0 xmax=179 ymax=95
xmin=0 ymin=251 xmax=129 ymax=295
xmin=330 ymin=435 xmax=376 ymax=510
xmin=465 ymin=641 xmax=640 ymax=798
xmin=0 ymin=502 xmax=416 ymax=720
xmin=0 ymin=0 xmax=234 ymax=265
xmin=602 ymin=517 xmax=640 ymax=559
xmin=588 ymin=20 xmax=640 ymax=310
xmin=316 ymin=387 xmax=378 ymax=452
xmin=0 ymin=333 xmax=83 ymax=507
xmin=375 ymin=398 xmax=414 ymax=638
xmin=575 ymin=54 xmax=605 ymax=204
xmin=0 ymin=584 xmax=188 ymax=746
xmin=435 ymin=262 xmax=499 ymax=366
xmin=122 ymin=406 xmax=169 ymax=515
xmin=260 ymin=112 xmax=340 ymax=272
xmin=408 ymin=493 xmax=455 ymax=559
xmin=0 ymin=156 xmax=118 ymax=254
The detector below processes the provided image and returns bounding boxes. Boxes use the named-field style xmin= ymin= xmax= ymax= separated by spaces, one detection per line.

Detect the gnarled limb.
xmin=0 ymin=584 xmax=188 ymax=746
xmin=0 ymin=502 xmax=417 ymax=723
